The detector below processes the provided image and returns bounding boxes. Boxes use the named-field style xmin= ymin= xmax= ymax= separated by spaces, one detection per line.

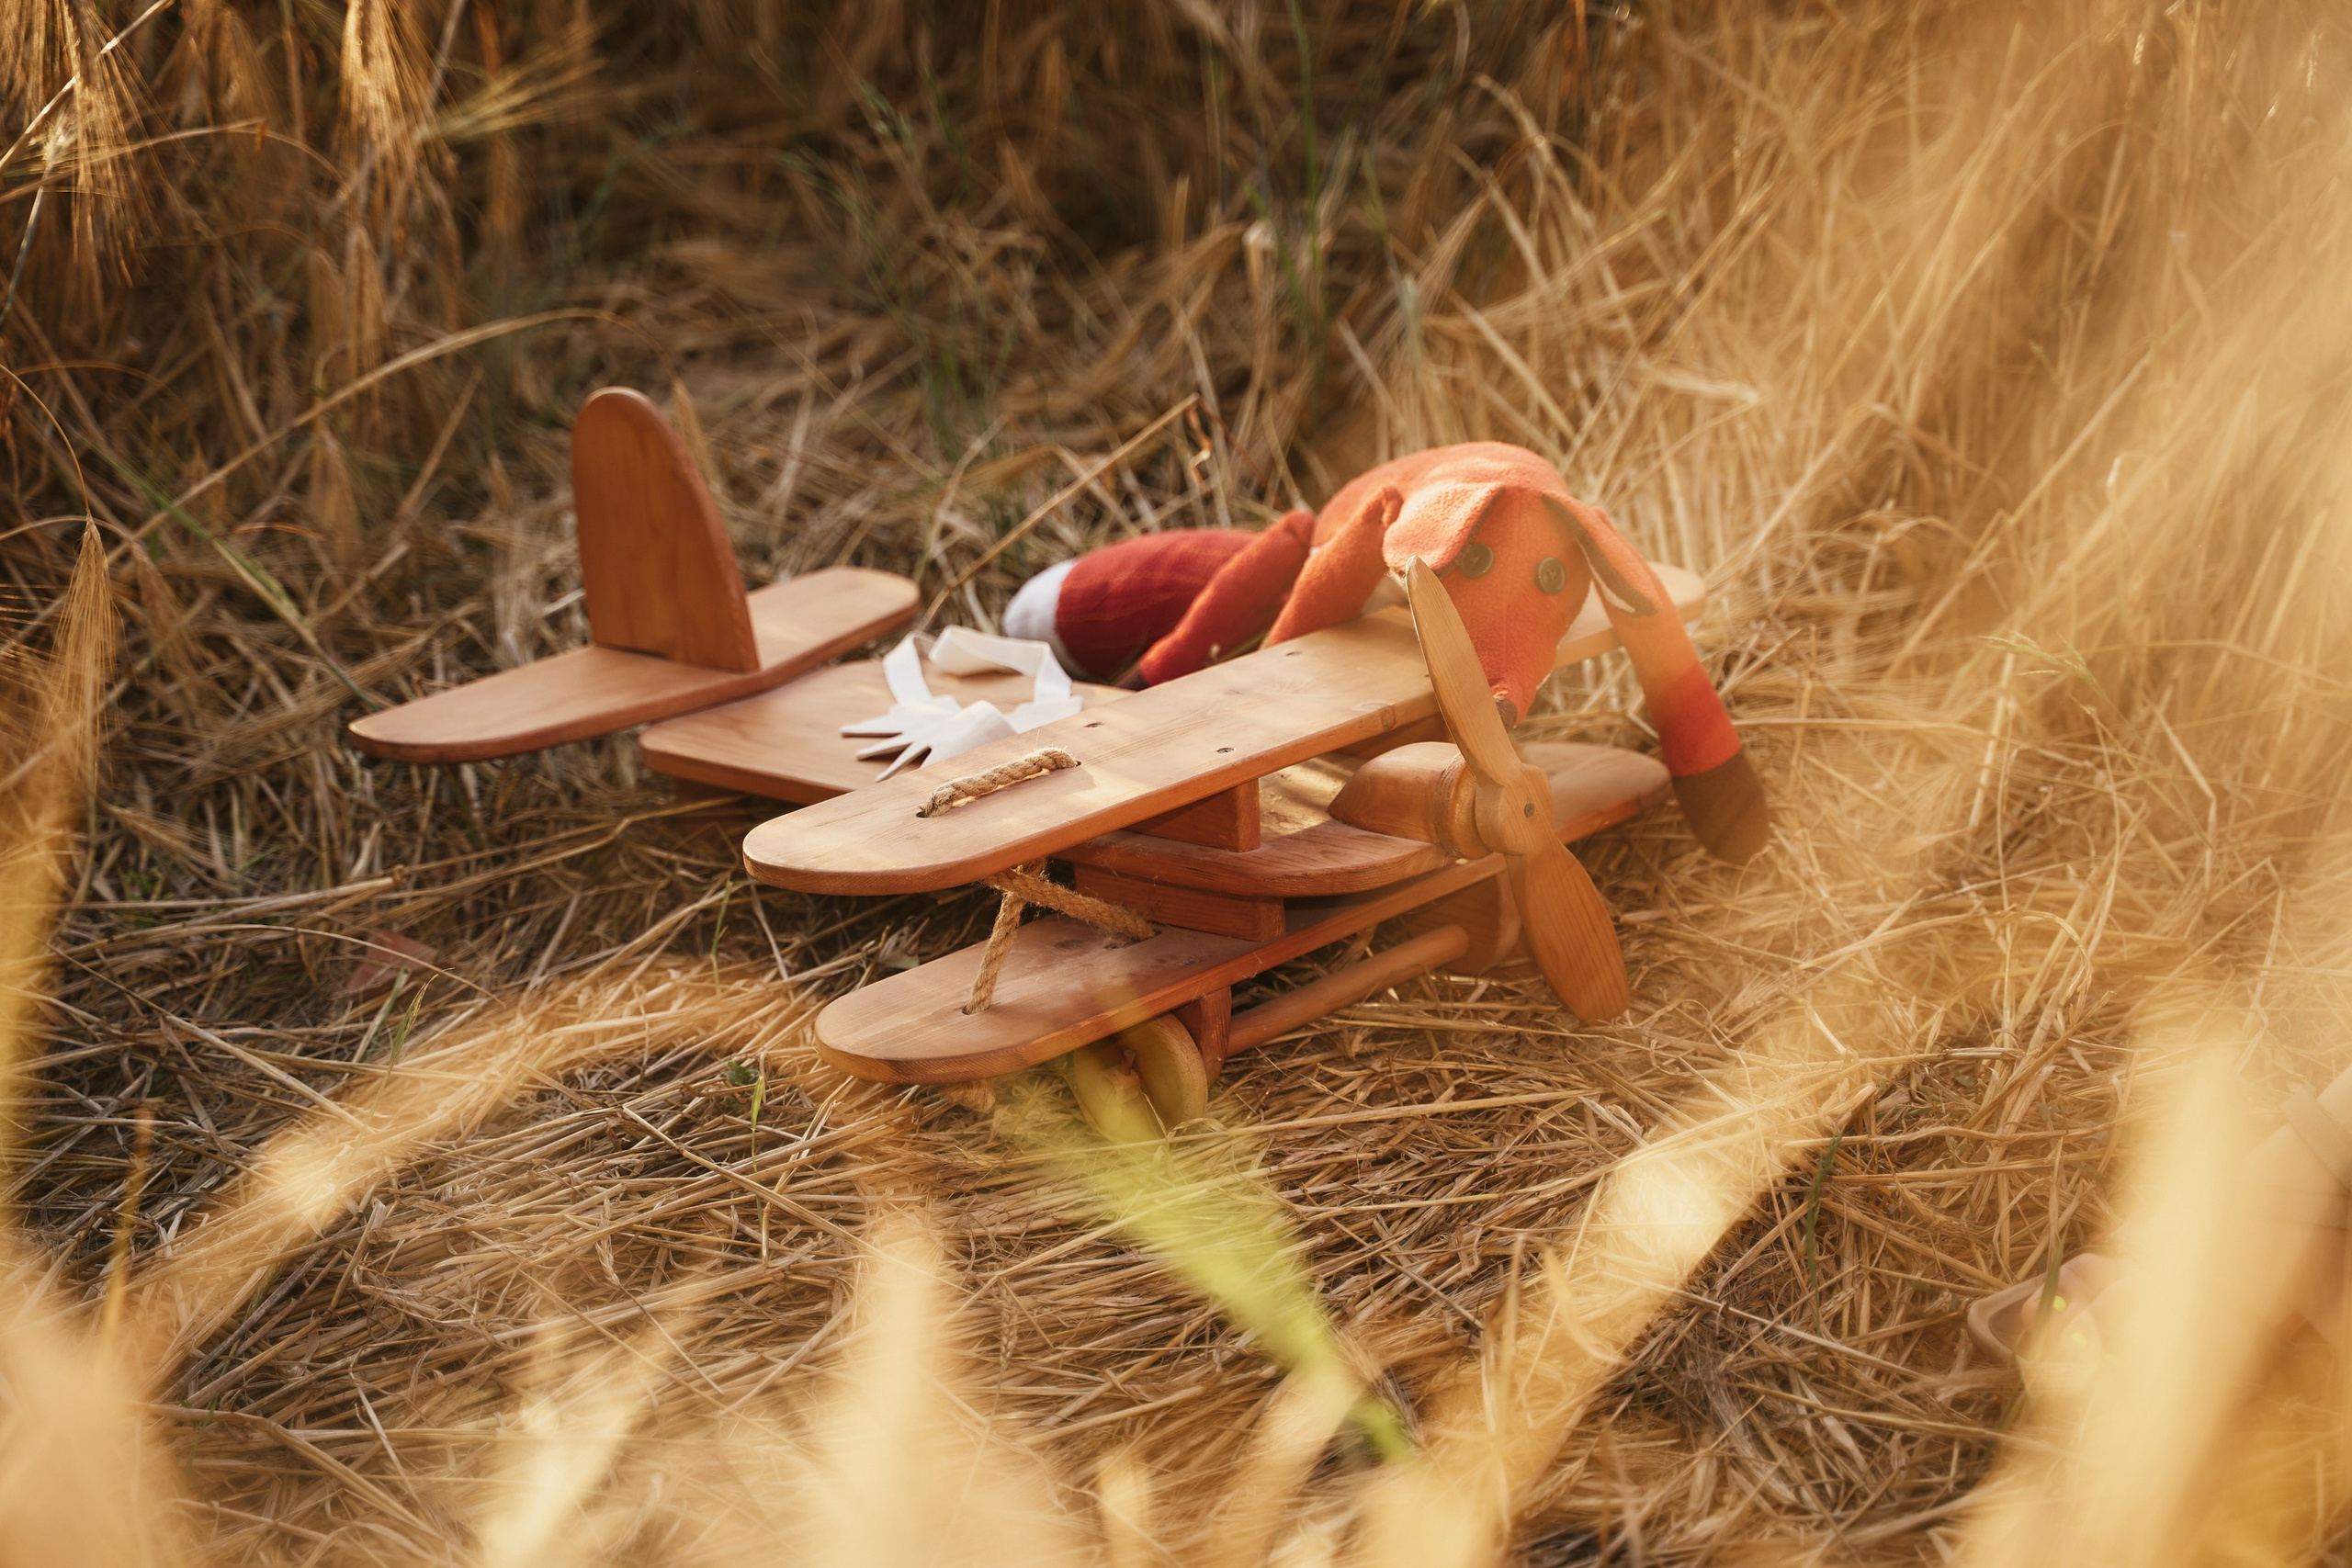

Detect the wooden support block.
xmin=1072 ymin=864 xmax=1284 ymax=942
xmin=1131 ymin=780 xmax=1261 ymax=850
xmin=1176 ymin=988 xmax=1233 ymax=1077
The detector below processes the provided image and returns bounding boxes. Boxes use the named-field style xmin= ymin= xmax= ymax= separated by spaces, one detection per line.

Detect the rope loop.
xmin=982 ymin=864 xmax=1155 ymax=942
xmin=914 ymin=748 xmax=1154 ymax=1013
xmin=963 ymin=861 xmax=1156 ymax=1015
xmin=917 ymin=748 xmax=1078 ymax=818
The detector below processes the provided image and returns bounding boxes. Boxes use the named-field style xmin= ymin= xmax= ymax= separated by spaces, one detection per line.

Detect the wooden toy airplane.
xmin=346 ymin=388 xmax=919 ymax=764
xmin=698 ymin=558 xmax=1717 ymax=1142
xmin=345 ymin=393 xmax=1740 ymax=1142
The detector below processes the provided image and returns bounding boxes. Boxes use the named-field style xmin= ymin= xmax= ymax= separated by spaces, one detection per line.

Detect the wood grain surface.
xmin=639 ymin=660 xmax=1132 ymax=803
xmin=1059 ymin=816 xmax=1447 ymax=897
xmin=1225 ymin=923 xmax=1470 ymax=1057
xmin=1061 ymin=742 xmax=1661 ymax=896
xmin=346 ymin=569 xmax=917 ymax=763
xmin=1327 ymin=741 xmax=1474 ymax=852
xmin=1396 ymin=876 xmax=1521 ymax=973
xmin=1532 ymin=741 xmax=1671 ymax=840
xmin=1130 ymin=782 xmax=1261 ymax=849
xmin=571 ymin=387 xmax=760 ymax=671
xmin=1070 ymin=863 xmax=1287 ymax=940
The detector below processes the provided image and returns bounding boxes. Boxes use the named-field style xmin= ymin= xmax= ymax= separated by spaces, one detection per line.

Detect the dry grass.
xmin=4 ymin=0 xmax=2352 ymax=1562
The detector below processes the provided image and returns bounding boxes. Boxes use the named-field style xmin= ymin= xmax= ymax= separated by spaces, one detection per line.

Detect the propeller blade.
xmin=1509 ymin=842 xmax=1630 ymax=1021
xmin=1404 ymin=559 xmax=1522 ymax=787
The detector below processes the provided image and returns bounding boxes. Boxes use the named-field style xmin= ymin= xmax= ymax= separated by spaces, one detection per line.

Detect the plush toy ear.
xmin=1378 ymin=481 xmax=1506 ymax=575
xmin=1265 ymin=484 xmax=1404 ymax=645
xmin=1539 ymin=492 xmax=1660 ymax=616
xmin=1541 ymin=493 xmax=1770 ymax=863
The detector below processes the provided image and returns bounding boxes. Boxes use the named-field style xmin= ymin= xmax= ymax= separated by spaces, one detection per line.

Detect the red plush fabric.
xmin=1135 ymin=509 xmax=1317 ymax=683
xmin=1053 ymin=529 xmax=1257 ymax=681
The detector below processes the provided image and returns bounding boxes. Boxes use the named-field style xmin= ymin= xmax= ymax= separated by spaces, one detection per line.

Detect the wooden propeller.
xmin=1385 ymin=560 xmax=1629 ymax=1021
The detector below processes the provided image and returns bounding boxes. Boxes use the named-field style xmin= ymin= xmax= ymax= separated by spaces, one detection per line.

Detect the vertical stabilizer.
xmin=571 ymin=388 xmax=760 ymax=671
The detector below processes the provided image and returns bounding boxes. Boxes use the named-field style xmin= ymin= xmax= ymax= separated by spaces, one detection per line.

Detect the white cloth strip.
xmin=839 ymin=629 xmax=1085 ymax=778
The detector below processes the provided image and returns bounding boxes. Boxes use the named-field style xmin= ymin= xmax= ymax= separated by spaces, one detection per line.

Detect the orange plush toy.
xmin=1001 ymin=442 xmax=1770 ymax=863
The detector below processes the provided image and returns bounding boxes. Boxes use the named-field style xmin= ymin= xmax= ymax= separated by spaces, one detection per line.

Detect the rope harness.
xmin=921 ymin=748 xmax=1158 ymax=1013
xmin=965 ymin=861 xmax=1156 ymax=1013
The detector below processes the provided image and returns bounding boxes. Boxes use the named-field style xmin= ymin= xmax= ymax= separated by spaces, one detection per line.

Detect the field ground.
xmin=5 ymin=3 xmax=2352 ymax=1563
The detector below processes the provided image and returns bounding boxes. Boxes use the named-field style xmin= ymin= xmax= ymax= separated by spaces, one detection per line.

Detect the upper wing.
xmin=740 ymin=564 xmax=1702 ymax=896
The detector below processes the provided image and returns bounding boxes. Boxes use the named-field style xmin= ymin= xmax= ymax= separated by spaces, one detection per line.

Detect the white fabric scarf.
xmin=840 ymin=627 xmax=1085 ymax=778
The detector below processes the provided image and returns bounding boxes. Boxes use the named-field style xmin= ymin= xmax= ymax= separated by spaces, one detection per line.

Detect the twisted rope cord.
xmin=965 ymin=874 xmax=1031 ymax=1016
xmin=963 ymin=863 xmax=1156 ymax=1015
xmin=913 ymin=747 xmax=1154 ymax=1012
xmin=982 ymin=863 xmax=1155 ymax=941
xmin=917 ymin=748 xmax=1078 ymax=818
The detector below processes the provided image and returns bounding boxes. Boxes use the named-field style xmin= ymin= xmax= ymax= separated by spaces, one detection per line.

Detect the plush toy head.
xmin=1379 ymin=479 xmax=1609 ymax=727
xmin=1256 ymin=441 xmax=1769 ymax=861
xmin=1263 ymin=445 xmax=1611 ymax=727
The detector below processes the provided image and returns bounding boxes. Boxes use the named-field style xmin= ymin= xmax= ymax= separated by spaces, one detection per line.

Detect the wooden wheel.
xmin=1068 ymin=1015 xmax=1208 ymax=1141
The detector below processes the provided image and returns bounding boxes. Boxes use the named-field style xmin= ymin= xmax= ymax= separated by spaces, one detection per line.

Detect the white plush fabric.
xmin=1001 ymin=558 xmax=1075 ymax=667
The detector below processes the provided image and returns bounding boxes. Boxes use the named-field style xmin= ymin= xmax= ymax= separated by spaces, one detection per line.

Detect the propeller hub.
xmin=1472 ymin=763 xmax=1555 ymax=858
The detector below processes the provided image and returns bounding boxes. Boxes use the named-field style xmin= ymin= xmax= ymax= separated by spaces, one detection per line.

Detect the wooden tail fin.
xmin=571 ymin=388 xmax=759 ymax=671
